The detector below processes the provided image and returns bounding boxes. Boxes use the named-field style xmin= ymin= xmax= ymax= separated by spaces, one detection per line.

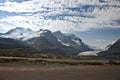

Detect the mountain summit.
xmin=1 ymin=27 xmax=33 ymax=39
xmin=5 ymin=27 xmax=32 ymax=35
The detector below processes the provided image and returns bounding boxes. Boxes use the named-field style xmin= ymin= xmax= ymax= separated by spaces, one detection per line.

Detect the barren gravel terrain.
xmin=0 ymin=65 xmax=120 ymax=80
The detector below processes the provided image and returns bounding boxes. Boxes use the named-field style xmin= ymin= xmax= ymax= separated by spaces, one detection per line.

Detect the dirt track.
xmin=0 ymin=65 xmax=120 ymax=80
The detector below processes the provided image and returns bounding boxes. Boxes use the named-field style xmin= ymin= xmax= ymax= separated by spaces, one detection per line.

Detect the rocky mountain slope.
xmin=0 ymin=37 xmax=28 ymax=49
xmin=98 ymin=39 xmax=120 ymax=58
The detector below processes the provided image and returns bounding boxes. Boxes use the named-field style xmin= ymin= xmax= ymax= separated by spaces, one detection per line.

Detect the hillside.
xmin=98 ymin=39 xmax=120 ymax=58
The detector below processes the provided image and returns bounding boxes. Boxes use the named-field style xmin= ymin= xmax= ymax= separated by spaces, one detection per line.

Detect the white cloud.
xmin=0 ymin=0 xmax=120 ymax=33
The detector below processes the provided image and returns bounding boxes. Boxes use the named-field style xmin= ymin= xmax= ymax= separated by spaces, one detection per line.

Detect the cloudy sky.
xmin=0 ymin=0 xmax=120 ymax=48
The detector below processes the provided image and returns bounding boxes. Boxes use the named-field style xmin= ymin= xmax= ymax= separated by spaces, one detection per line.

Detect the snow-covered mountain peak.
xmin=5 ymin=27 xmax=32 ymax=35
xmin=0 ymin=28 xmax=53 ymax=41
xmin=21 ymin=29 xmax=52 ymax=41
xmin=0 ymin=27 xmax=32 ymax=39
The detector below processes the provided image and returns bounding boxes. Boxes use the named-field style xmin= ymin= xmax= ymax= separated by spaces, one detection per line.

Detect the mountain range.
xmin=0 ymin=27 xmax=120 ymax=58
xmin=0 ymin=27 xmax=92 ymax=56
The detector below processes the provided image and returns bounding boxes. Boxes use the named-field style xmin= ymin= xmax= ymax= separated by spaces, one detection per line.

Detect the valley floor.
xmin=0 ymin=64 xmax=120 ymax=80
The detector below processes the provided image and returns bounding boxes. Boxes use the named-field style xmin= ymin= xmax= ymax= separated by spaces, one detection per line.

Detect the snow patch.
xmin=58 ymin=39 xmax=70 ymax=46
xmin=72 ymin=39 xmax=81 ymax=46
xmin=22 ymin=30 xmax=46 ymax=41
xmin=78 ymin=51 xmax=101 ymax=56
